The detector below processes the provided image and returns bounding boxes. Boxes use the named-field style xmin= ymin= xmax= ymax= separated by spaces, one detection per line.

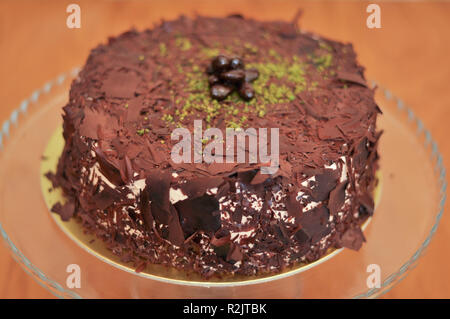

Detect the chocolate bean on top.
xmin=239 ymin=82 xmax=255 ymax=101
xmin=208 ymin=74 xmax=220 ymax=85
xmin=212 ymin=55 xmax=231 ymax=72
xmin=207 ymin=54 xmax=259 ymax=101
xmin=230 ymin=57 xmax=244 ymax=70
xmin=220 ymin=69 xmax=245 ymax=84
xmin=211 ymin=84 xmax=233 ymax=101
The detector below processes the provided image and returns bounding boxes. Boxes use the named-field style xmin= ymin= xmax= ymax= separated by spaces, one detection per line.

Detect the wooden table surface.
xmin=0 ymin=0 xmax=449 ymax=298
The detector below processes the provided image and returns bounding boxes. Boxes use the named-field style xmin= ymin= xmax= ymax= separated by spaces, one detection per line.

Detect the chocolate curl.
xmin=338 ymin=227 xmax=366 ymax=250
xmin=226 ymin=243 xmax=243 ymax=263
xmin=119 ymin=155 xmax=134 ymax=184
xmin=328 ymin=181 xmax=348 ymax=216
xmin=51 ymin=201 xmax=76 ymax=221
xmin=143 ymin=170 xmax=185 ymax=246
xmin=291 ymin=8 xmax=303 ymax=29
xmin=174 ymin=195 xmax=221 ymax=238
xmin=94 ymin=148 xmax=124 ymax=186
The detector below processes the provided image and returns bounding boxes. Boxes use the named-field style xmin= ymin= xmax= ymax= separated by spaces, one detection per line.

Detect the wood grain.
xmin=0 ymin=0 xmax=449 ymax=298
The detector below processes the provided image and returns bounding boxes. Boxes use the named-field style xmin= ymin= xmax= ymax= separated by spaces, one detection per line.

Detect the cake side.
xmin=48 ymin=15 xmax=381 ymax=278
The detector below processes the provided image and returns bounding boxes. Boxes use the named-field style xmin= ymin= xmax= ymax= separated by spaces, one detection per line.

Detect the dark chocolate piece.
xmin=211 ymin=84 xmax=232 ymax=100
xmin=175 ymin=195 xmax=221 ymax=237
xmin=338 ymin=227 xmax=366 ymax=250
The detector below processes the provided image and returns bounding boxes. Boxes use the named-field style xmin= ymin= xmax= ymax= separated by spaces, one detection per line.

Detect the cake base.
xmin=40 ymin=126 xmax=382 ymax=285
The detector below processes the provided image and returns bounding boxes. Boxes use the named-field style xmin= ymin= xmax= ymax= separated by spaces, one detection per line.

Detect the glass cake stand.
xmin=0 ymin=71 xmax=446 ymax=298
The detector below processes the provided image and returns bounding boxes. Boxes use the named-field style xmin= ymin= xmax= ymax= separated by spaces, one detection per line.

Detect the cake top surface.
xmin=66 ymin=15 xmax=379 ymax=184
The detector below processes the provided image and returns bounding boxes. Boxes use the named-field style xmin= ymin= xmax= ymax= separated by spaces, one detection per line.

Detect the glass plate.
xmin=0 ymin=71 xmax=446 ymax=298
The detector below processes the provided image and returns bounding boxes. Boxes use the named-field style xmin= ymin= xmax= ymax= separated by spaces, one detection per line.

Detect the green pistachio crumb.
xmin=287 ymin=91 xmax=296 ymax=101
xmin=319 ymin=41 xmax=333 ymax=52
xmin=162 ymin=114 xmax=174 ymax=123
xmin=244 ymin=43 xmax=258 ymax=54
xmin=201 ymin=47 xmax=220 ymax=58
xmin=175 ymin=37 xmax=192 ymax=51
xmin=269 ymin=49 xmax=282 ymax=61
xmin=159 ymin=43 xmax=167 ymax=56
xmin=192 ymin=65 xmax=200 ymax=73
xmin=312 ymin=53 xmax=333 ymax=71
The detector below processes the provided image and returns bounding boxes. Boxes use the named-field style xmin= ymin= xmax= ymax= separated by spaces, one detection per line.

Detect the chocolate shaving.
xmin=92 ymin=184 xmax=121 ymax=210
xmin=102 ymin=71 xmax=140 ymax=98
xmin=143 ymin=171 xmax=185 ymax=246
xmin=180 ymin=177 xmax=223 ymax=198
xmin=298 ymin=206 xmax=330 ymax=244
xmin=310 ymin=169 xmax=339 ymax=201
xmin=79 ymin=108 xmax=118 ymax=140
xmin=51 ymin=201 xmax=75 ymax=221
xmin=175 ymin=195 xmax=221 ymax=237
xmin=226 ymin=243 xmax=243 ymax=262
xmin=94 ymin=148 xmax=124 ymax=186
xmin=328 ymin=181 xmax=348 ymax=216
xmin=338 ymin=227 xmax=366 ymax=250
xmin=336 ymin=70 xmax=367 ymax=87
xmin=139 ymin=182 xmax=154 ymax=232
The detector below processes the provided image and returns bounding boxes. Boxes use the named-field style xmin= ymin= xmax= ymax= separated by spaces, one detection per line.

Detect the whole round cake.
xmin=48 ymin=14 xmax=381 ymax=278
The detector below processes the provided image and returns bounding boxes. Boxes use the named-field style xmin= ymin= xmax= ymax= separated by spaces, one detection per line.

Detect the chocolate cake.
xmin=48 ymin=14 xmax=381 ymax=278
